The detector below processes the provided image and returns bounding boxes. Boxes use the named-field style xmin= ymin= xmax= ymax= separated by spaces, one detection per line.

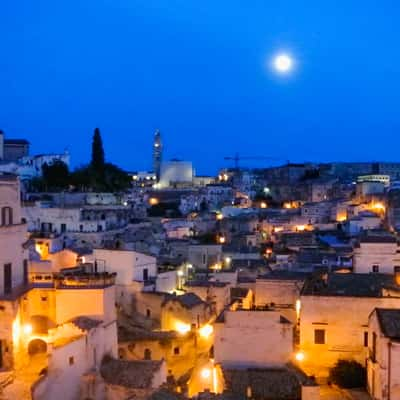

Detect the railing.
xmin=29 ymin=272 xmax=116 ymax=289
xmin=53 ymin=272 xmax=116 ymax=289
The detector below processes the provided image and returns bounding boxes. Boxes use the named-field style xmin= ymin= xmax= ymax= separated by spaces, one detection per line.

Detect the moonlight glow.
xmin=273 ymin=53 xmax=293 ymax=73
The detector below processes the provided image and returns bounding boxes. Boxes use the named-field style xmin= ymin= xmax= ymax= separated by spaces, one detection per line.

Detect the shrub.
xmin=329 ymin=359 xmax=366 ymax=388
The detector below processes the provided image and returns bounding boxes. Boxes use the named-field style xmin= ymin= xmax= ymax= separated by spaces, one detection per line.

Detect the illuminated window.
xmin=314 ymin=329 xmax=325 ymax=344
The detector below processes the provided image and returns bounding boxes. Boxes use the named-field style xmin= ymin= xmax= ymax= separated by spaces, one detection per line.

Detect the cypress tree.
xmin=91 ymin=127 xmax=105 ymax=172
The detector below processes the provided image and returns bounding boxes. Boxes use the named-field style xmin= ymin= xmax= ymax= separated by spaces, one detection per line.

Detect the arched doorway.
xmin=28 ymin=339 xmax=47 ymax=355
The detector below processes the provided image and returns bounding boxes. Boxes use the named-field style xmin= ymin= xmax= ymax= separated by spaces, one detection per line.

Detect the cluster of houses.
xmin=3 ymin=157 xmax=400 ymax=399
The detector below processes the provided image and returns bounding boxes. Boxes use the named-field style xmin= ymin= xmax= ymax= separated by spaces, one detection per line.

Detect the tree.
xmin=41 ymin=161 xmax=70 ymax=190
xmin=329 ymin=360 xmax=366 ymax=388
xmin=91 ymin=127 xmax=105 ymax=173
xmin=102 ymin=163 xmax=131 ymax=191
xmin=70 ymin=165 xmax=93 ymax=191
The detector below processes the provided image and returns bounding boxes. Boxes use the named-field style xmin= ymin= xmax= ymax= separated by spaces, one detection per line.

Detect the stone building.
xmin=299 ymin=273 xmax=400 ymax=377
xmin=367 ymin=308 xmax=400 ymax=400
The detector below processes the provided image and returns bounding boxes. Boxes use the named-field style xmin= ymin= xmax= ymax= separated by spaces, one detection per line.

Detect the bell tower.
xmin=153 ymin=129 xmax=162 ymax=181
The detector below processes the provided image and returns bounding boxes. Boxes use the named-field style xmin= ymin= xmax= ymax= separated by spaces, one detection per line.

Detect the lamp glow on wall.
xmin=175 ymin=321 xmax=191 ymax=335
xmin=199 ymin=324 xmax=213 ymax=338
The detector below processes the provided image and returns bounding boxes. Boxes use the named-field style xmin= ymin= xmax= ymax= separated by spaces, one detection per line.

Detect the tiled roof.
xmin=230 ymin=287 xmax=250 ymax=299
xmin=221 ymin=365 xmax=308 ymax=400
xmin=376 ymin=308 xmax=400 ymax=339
xmin=185 ymin=280 xmax=229 ymax=288
xmin=101 ymin=358 xmax=163 ymax=389
xmin=301 ymin=273 xmax=400 ymax=297
xmin=118 ymin=326 xmax=179 ymax=342
xmin=163 ymin=292 xmax=205 ymax=308
xmin=258 ymin=271 xmax=309 ymax=281
xmin=71 ymin=317 xmax=102 ymax=331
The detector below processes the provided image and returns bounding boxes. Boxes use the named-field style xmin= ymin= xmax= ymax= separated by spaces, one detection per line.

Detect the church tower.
xmin=153 ymin=129 xmax=162 ymax=181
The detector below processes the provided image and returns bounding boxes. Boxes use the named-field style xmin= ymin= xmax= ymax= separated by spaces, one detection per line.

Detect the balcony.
xmin=29 ymin=272 xmax=116 ymax=289
xmin=54 ymin=272 xmax=116 ymax=289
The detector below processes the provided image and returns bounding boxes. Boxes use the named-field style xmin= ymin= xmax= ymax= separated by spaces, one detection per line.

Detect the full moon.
xmin=273 ymin=53 xmax=293 ymax=73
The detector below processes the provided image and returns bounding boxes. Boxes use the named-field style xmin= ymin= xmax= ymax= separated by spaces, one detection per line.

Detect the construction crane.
xmin=224 ymin=153 xmax=283 ymax=169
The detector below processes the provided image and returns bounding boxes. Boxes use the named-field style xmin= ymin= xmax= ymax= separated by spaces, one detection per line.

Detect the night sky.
xmin=1 ymin=1 xmax=400 ymax=174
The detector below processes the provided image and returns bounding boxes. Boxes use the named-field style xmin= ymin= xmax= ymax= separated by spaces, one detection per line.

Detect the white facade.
xmin=0 ymin=152 xmax=70 ymax=181
xmin=188 ymin=245 xmax=222 ymax=269
xmin=159 ymin=160 xmax=193 ymax=188
xmin=32 ymin=319 xmax=117 ymax=400
xmin=0 ymin=175 xmax=28 ymax=294
xmin=367 ymin=309 xmax=400 ymax=400
xmin=346 ymin=214 xmax=382 ymax=235
xmin=353 ymin=241 xmax=400 ymax=274
xmin=299 ymin=294 xmax=400 ymax=377
xmin=23 ymin=204 xmax=107 ymax=234
xmin=92 ymin=249 xmax=157 ymax=284
xmin=214 ymin=310 xmax=293 ymax=368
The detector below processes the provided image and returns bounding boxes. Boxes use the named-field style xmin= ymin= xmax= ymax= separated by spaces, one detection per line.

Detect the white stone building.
xmin=299 ymin=273 xmax=400 ymax=377
xmin=367 ymin=308 xmax=400 ymax=400
xmin=353 ymin=232 xmax=400 ymax=274
xmin=214 ymin=309 xmax=293 ymax=368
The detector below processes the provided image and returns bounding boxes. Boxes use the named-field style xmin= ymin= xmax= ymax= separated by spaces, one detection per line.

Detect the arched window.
xmin=1 ymin=207 xmax=13 ymax=226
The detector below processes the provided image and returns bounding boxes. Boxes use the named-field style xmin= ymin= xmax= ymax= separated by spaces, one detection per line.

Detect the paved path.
xmin=320 ymin=385 xmax=371 ymax=400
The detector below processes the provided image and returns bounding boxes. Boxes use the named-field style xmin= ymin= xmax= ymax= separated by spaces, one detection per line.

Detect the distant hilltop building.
xmin=0 ymin=130 xmax=29 ymax=161
xmin=159 ymin=159 xmax=194 ymax=189
xmin=153 ymin=129 xmax=162 ymax=181
xmin=0 ymin=130 xmax=69 ymax=184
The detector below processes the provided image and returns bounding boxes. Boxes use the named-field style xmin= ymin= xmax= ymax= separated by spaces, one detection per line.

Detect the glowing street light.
xmin=295 ymin=351 xmax=305 ymax=362
xmin=201 ymin=368 xmax=211 ymax=379
xmin=23 ymin=324 xmax=33 ymax=335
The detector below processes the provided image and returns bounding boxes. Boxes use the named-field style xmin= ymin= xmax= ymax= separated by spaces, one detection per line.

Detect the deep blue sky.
xmin=1 ymin=1 xmax=400 ymax=174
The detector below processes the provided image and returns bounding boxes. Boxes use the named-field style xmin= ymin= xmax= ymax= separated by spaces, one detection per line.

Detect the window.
xmin=60 ymin=223 xmax=67 ymax=233
xmin=1 ymin=207 xmax=13 ymax=226
xmin=173 ymin=347 xmax=180 ymax=355
xmin=372 ymin=265 xmax=379 ymax=273
xmin=314 ymin=329 xmax=325 ymax=344
xmin=364 ymin=332 xmax=368 ymax=347
xmin=146 ymin=309 xmax=151 ymax=318
xmin=23 ymin=259 xmax=28 ymax=285
xmin=3 ymin=264 xmax=12 ymax=294
xmin=143 ymin=268 xmax=149 ymax=281
xmin=371 ymin=332 xmax=377 ymax=362
xmin=144 ymin=348 xmax=151 ymax=360
xmin=69 ymin=356 xmax=74 ymax=365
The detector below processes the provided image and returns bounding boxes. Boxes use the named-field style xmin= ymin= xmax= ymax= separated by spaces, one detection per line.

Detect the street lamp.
xmin=201 ymin=368 xmax=211 ymax=379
